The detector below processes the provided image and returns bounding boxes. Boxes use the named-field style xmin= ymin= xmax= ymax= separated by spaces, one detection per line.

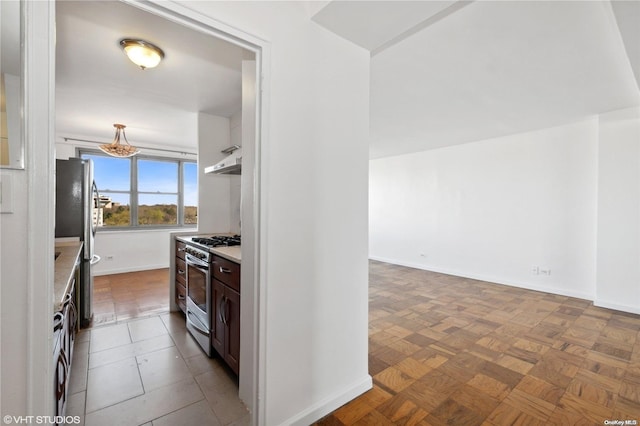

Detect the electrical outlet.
xmin=540 ymin=268 xmax=551 ymax=276
xmin=531 ymin=266 xmax=539 ymax=275
xmin=105 ymin=255 xmax=114 ymax=261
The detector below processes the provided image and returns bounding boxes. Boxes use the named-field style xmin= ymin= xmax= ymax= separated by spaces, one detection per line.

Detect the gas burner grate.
xmin=192 ymin=235 xmax=241 ymax=247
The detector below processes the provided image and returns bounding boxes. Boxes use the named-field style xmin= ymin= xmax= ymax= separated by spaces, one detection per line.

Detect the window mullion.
xmin=178 ymin=161 xmax=184 ymax=226
xmin=138 ymin=191 xmax=179 ymax=195
xmin=131 ymin=156 xmax=138 ymax=226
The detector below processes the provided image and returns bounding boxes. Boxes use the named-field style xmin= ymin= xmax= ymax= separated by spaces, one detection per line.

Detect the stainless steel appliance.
xmin=184 ymin=235 xmax=240 ymax=356
xmin=55 ymin=158 xmax=101 ymax=328
xmin=185 ymin=244 xmax=213 ymax=356
xmin=203 ymin=145 xmax=242 ymax=175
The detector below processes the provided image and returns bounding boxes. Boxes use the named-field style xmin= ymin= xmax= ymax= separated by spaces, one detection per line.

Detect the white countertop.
xmin=210 ymin=246 xmax=241 ymax=264
xmin=54 ymin=240 xmax=83 ymax=312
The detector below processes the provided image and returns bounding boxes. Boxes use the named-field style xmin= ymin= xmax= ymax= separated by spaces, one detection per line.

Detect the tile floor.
xmin=67 ymin=312 xmax=249 ymax=426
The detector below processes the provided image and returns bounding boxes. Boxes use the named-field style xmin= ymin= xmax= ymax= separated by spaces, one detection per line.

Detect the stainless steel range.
xmin=184 ymin=235 xmax=240 ymax=356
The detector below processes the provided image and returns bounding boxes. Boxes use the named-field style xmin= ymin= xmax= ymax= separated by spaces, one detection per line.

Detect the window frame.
xmin=78 ymin=149 xmax=197 ymax=231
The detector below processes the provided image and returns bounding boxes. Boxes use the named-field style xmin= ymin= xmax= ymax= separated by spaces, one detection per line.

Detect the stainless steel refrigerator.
xmin=55 ymin=158 xmax=101 ymax=327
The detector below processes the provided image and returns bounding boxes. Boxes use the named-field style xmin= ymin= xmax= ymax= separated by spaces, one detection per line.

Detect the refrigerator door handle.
xmin=90 ymin=254 xmax=101 ymax=265
xmin=92 ymin=181 xmax=100 ymax=237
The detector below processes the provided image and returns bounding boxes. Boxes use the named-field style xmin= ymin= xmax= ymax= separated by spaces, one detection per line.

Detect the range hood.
xmin=204 ymin=146 xmax=242 ymax=175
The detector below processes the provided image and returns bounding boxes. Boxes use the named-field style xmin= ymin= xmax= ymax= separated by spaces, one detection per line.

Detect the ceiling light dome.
xmin=119 ymin=39 xmax=164 ymax=70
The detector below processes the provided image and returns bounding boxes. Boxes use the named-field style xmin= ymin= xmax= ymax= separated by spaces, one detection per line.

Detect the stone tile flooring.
xmin=316 ymin=260 xmax=640 ymax=425
xmin=68 ymin=313 xmax=249 ymax=426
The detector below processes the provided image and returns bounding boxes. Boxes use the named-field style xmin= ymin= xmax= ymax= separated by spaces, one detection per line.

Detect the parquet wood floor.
xmin=91 ymin=268 xmax=169 ymax=326
xmin=316 ymin=261 xmax=640 ymax=425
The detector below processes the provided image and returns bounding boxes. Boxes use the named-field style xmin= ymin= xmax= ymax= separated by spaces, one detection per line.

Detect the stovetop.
xmin=191 ymin=235 xmax=241 ymax=249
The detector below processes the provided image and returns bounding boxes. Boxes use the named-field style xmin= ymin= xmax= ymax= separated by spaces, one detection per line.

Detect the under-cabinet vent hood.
xmin=204 ymin=146 xmax=242 ymax=175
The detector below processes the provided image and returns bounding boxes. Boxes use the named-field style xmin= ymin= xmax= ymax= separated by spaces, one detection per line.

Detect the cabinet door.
xmin=224 ymin=288 xmax=240 ymax=375
xmin=211 ymin=279 xmax=225 ymax=356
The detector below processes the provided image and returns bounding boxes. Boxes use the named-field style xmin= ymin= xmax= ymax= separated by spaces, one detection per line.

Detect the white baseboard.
xmin=93 ymin=263 xmax=169 ymax=276
xmin=277 ymin=375 xmax=372 ymax=426
xmin=594 ymin=300 xmax=640 ymax=315
xmin=368 ymin=256 xmax=594 ymax=301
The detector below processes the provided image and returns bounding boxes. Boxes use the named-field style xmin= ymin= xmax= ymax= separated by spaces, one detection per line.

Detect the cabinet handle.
xmin=224 ymin=297 xmax=230 ymax=326
xmin=53 ymin=312 xmax=64 ymax=332
xmin=177 ymin=294 xmax=185 ymax=300
xmin=177 ymin=269 xmax=185 ymax=275
xmin=178 ymin=247 xmax=185 ymax=252
xmin=219 ymin=267 xmax=231 ymax=274
xmin=56 ymin=352 xmax=68 ymax=399
xmin=219 ymin=296 xmax=227 ymax=325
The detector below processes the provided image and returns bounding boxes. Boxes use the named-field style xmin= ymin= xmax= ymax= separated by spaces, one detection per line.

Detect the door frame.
xmin=29 ymin=1 xmax=270 ymax=423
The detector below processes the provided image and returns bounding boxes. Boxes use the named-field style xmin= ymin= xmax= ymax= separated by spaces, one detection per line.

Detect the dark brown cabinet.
xmin=211 ymin=255 xmax=240 ymax=374
xmin=175 ymin=240 xmax=187 ymax=313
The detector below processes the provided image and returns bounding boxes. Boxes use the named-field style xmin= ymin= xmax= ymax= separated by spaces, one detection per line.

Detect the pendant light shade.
xmin=120 ymin=39 xmax=164 ymax=70
xmin=99 ymin=124 xmax=139 ymax=158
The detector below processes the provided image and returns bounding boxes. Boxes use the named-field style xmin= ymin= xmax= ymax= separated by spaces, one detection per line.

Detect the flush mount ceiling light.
xmin=119 ymin=38 xmax=164 ymax=70
xmin=99 ymin=124 xmax=140 ymax=158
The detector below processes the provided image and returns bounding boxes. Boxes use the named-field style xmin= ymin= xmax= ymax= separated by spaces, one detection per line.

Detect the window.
xmin=80 ymin=150 xmax=197 ymax=229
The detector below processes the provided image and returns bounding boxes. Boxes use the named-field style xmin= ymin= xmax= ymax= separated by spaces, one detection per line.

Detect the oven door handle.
xmin=187 ymin=311 xmax=210 ymax=336
xmin=185 ymin=254 xmax=209 ymax=271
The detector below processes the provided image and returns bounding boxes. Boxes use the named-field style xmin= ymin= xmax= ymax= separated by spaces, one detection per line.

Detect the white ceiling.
xmin=55 ymin=1 xmax=246 ymax=150
xmin=314 ymin=0 xmax=640 ymax=159
xmin=312 ymin=1 xmax=460 ymax=53
xmin=56 ymin=1 xmax=640 ymax=158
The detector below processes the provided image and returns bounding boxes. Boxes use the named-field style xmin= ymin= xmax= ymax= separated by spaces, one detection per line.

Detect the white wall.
xmin=182 ymin=2 xmax=371 ymax=425
xmin=0 ymin=170 xmax=29 ymax=414
xmin=198 ymin=112 xmax=232 ymax=234
xmin=92 ymin=229 xmax=175 ymax=275
xmin=370 ymin=119 xmax=599 ymax=300
xmin=1 ymin=0 xmax=56 ymax=416
xmin=8 ymin=1 xmax=370 ymax=422
xmin=596 ymin=107 xmax=640 ymax=314
xmin=229 ymin=110 xmax=242 ymax=235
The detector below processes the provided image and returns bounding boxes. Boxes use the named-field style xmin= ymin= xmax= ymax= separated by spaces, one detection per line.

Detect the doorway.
xmin=30 ymin=0 xmax=266 ymax=423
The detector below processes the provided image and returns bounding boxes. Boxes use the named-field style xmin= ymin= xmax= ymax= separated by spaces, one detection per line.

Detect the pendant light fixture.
xmin=119 ymin=39 xmax=164 ymax=70
xmin=99 ymin=124 xmax=140 ymax=158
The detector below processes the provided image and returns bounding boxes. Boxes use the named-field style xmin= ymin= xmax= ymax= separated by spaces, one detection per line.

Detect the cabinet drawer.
xmin=213 ymin=256 xmax=240 ymax=292
xmin=176 ymin=282 xmax=186 ymax=313
xmin=176 ymin=241 xmax=186 ymax=260
xmin=175 ymin=257 xmax=186 ymax=286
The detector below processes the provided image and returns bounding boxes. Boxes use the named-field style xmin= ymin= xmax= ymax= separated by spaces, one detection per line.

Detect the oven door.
xmin=185 ymin=253 xmax=212 ymax=356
